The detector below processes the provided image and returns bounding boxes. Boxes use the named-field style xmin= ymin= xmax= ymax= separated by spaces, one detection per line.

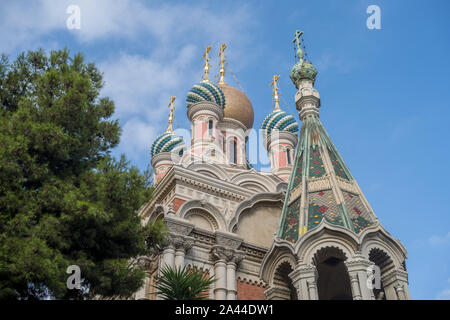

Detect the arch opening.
xmin=369 ymin=248 xmax=395 ymax=300
xmin=273 ymin=261 xmax=297 ymax=300
xmin=313 ymin=247 xmax=352 ymax=300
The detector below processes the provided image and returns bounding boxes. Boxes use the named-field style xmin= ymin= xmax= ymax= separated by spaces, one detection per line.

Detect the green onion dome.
xmin=261 ymin=110 xmax=299 ymax=136
xmin=151 ymin=131 xmax=185 ymax=157
xmin=290 ymin=61 xmax=318 ymax=86
xmin=186 ymin=80 xmax=226 ymax=109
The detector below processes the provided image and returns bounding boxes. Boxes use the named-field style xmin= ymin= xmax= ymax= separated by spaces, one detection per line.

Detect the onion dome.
xmin=290 ymin=61 xmax=318 ymax=86
xmin=219 ymin=83 xmax=254 ymax=129
xmin=261 ymin=74 xmax=298 ymax=135
xmin=261 ymin=110 xmax=299 ymax=135
xmin=151 ymin=96 xmax=186 ymax=158
xmin=150 ymin=131 xmax=185 ymax=157
xmin=186 ymin=80 xmax=226 ymax=109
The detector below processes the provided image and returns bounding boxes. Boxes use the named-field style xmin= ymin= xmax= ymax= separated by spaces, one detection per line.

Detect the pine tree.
xmin=0 ymin=49 xmax=164 ymax=300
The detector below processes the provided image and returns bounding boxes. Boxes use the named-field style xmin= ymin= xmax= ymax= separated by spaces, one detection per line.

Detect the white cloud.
xmin=0 ymin=0 xmax=258 ymax=170
xmin=119 ymin=118 xmax=157 ymax=163
xmin=429 ymin=232 xmax=450 ymax=246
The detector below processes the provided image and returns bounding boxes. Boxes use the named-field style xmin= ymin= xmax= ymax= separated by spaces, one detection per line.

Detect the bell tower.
xmin=259 ymin=31 xmax=410 ymax=300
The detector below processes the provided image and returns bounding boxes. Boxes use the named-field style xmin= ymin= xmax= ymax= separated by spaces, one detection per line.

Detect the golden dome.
xmin=219 ymin=84 xmax=254 ymax=129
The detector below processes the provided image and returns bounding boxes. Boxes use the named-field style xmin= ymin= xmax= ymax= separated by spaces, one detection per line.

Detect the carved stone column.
xmin=211 ymin=246 xmax=229 ymax=300
xmin=173 ymin=235 xmax=194 ymax=269
xmin=382 ymin=269 xmax=410 ymax=300
xmin=289 ymin=264 xmax=318 ymax=300
xmin=344 ymin=254 xmax=375 ymax=300
xmin=212 ymin=231 xmax=244 ymax=300
xmin=162 ymin=215 xmax=195 ymax=270
xmin=226 ymin=251 xmax=244 ymax=300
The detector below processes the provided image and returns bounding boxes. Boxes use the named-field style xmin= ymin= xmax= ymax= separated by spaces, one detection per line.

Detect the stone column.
xmin=344 ymin=254 xmax=375 ymax=300
xmin=226 ymin=251 xmax=244 ymax=300
xmin=289 ymin=264 xmax=318 ymax=300
xmin=211 ymin=246 xmax=228 ymax=300
xmin=382 ymin=269 xmax=410 ymax=300
xmin=173 ymin=236 xmax=194 ymax=269
xmin=161 ymin=244 xmax=175 ymax=269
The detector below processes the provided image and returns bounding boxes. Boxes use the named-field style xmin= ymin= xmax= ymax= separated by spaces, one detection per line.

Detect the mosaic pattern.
xmin=293 ymin=154 xmax=303 ymax=184
xmin=186 ymin=81 xmax=226 ymax=109
xmin=261 ymin=110 xmax=299 ymax=135
xmin=309 ymin=147 xmax=326 ymax=179
xmin=307 ymin=190 xmax=344 ymax=230
xmin=328 ymin=148 xmax=349 ymax=180
xmin=151 ymin=132 xmax=185 ymax=157
xmin=281 ymin=198 xmax=300 ymax=243
xmin=342 ymin=191 xmax=373 ymax=233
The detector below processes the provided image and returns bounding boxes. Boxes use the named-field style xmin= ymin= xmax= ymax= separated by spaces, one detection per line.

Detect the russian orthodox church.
xmin=135 ymin=33 xmax=410 ymax=300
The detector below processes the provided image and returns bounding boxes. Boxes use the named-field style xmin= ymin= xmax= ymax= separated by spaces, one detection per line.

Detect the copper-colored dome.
xmin=219 ymin=84 xmax=254 ymax=129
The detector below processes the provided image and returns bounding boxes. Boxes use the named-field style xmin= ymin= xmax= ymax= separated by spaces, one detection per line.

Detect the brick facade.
xmin=236 ymin=279 xmax=266 ymax=300
xmin=172 ymin=198 xmax=186 ymax=212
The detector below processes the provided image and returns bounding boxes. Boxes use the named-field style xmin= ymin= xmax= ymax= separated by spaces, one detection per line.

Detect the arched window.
xmin=229 ymin=138 xmax=237 ymax=164
xmin=179 ymin=149 xmax=184 ymax=156
xmin=208 ymin=119 xmax=213 ymax=136
xmin=286 ymin=148 xmax=291 ymax=165
xmin=222 ymin=135 xmax=226 ymax=153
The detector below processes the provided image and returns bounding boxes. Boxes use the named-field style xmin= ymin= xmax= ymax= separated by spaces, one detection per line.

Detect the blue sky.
xmin=1 ymin=0 xmax=449 ymax=299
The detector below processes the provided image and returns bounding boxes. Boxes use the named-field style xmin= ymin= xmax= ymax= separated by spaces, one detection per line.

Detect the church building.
xmin=135 ymin=33 xmax=410 ymax=300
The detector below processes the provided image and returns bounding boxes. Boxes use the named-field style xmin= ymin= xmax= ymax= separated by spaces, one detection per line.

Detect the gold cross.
xmin=219 ymin=43 xmax=227 ymax=84
xmin=202 ymin=46 xmax=212 ymax=81
xmin=166 ymin=96 xmax=176 ymax=133
xmin=270 ymin=75 xmax=281 ymax=111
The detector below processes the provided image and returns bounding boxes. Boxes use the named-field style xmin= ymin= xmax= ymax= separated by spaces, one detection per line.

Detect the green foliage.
xmin=0 ymin=49 xmax=163 ymax=299
xmin=154 ymin=265 xmax=216 ymax=300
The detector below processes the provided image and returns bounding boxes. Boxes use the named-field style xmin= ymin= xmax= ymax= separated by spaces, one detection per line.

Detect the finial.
xmin=292 ymin=30 xmax=304 ymax=64
xmin=270 ymin=75 xmax=281 ymax=111
xmin=218 ymin=43 xmax=227 ymax=84
xmin=202 ymin=46 xmax=212 ymax=82
xmin=165 ymin=96 xmax=176 ymax=133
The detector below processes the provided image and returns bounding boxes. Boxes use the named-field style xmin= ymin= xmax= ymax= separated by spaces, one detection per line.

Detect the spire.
xmin=277 ymin=32 xmax=377 ymax=243
xmin=165 ymin=96 xmax=176 ymax=133
xmin=292 ymin=30 xmax=304 ymax=64
xmin=218 ymin=43 xmax=227 ymax=84
xmin=202 ymin=46 xmax=212 ymax=82
xmin=270 ymin=74 xmax=281 ymax=111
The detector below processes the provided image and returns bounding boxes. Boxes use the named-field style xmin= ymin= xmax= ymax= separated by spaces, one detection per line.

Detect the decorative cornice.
xmin=264 ymin=130 xmax=298 ymax=150
xmin=307 ymin=175 xmax=331 ymax=192
xmin=164 ymin=215 xmax=195 ymax=236
xmin=187 ymin=101 xmax=224 ymax=122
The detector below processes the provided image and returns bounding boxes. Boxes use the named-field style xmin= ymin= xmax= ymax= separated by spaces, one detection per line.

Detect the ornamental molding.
xmin=215 ymin=230 xmax=243 ymax=249
xmin=228 ymin=192 xmax=284 ymax=232
xmin=210 ymin=245 xmax=245 ymax=265
xmin=307 ymin=176 xmax=331 ymax=193
xmin=168 ymin=233 xmax=195 ymax=252
xmin=145 ymin=165 xmax=255 ymax=215
xmin=381 ymin=268 xmax=409 ymax=286
xmin=151 ymin=152 xmax=175 ymax=168
xmin=178 ymin=199 xmax=226 ymax=231
xmin=288 ymin=184 xmax=302 ymax=206
xmin=187 ymin=101 xmax=224 ymax=122
xmin=264 ymin=131 xmax=298 ymax=150
xmin=164 ymin=215 xmax=195 ymax=236
xmin=336 ymin=177 xmax=359 ymax=194
xmin=219 ymin=117 xmax=248 ymax=132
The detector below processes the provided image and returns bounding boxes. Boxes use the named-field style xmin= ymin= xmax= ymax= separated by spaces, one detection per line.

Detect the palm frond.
xmin=154 ymin=265 xmax=216 ymax=300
